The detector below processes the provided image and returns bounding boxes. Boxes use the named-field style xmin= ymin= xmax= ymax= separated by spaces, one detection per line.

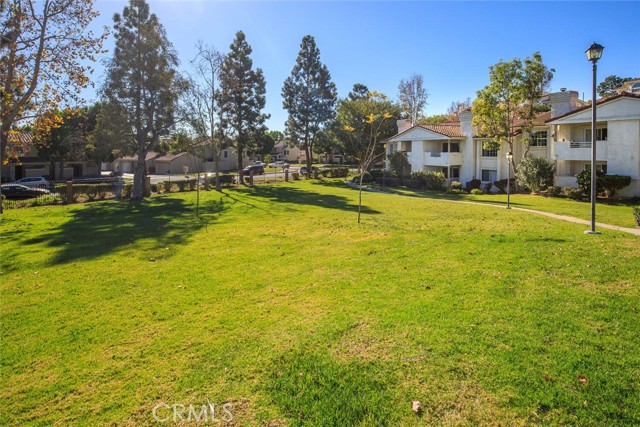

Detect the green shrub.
xmin=493 ymin=179 xmax=516 ymax=194
xmin=471 ymin=188 xmax=484 ymax=195
xmin=601 ymin=175 xmax=631 ymax=197
xmin=353 ymin=171 xmax=372 ymax=184
xmin=576 ymin=168 xmax=605 ymax=195
xmin=329 ymin=168 xmax=349 ymax=178
xmin=389 ymin=151 xmax=410 ymax=177
xmin=375 ymin=177 xmax=400 ymax=187
xmin=368 ymin=169 xmax=384 ymax=180
xmin=545 ymin=186 xmax=562 ymax=197
xmin=449 ymin=181 xmax=464 ymax=192
xmin=562 ymin=187 xmax=584 ymax=200
xmin=187 ymin=179 xmax=197 ymax=191
xmin=634 ymin=206 xmax=640 ymax=227
xmin=219 ymin=174 xmax=235 ymax=186
xmin=121 ymin=183 xmax=132 ymax=199
xmin=516 ymin=155 xmax=555 ymax=192
xmin=466 ymin=179 xmax=481 ymax=192
xmin=410 ymin=170 xmax=446 ymax=190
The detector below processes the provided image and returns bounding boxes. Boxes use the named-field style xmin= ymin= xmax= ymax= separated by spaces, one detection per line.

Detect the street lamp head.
xmin=506 ymin=151 xmax=513 ymax=160
xmin=585 ymin=42 xmax=604 ymax=63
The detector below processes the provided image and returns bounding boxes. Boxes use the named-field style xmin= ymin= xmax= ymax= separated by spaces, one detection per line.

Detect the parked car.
xmin=1 ymin=184 xmax=51 ymax=200
xmin=299 ymin=166 xmax=319 ymax=175
xmin=242 ymin=164 xmax=265 ymax=175
xmin=15 ymin=176 xmax=50 ymax=188
xmin=268 ymin=161 xmax=290 ymax=169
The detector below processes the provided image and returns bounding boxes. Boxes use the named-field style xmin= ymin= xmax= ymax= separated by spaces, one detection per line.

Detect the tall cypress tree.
xmin=282 ymin=35 xmax=337 ymax=176
xmin=101 ymin=0 xmax=180 ymax=199
xmin=217 ymin=31 xmax=268 ymax=183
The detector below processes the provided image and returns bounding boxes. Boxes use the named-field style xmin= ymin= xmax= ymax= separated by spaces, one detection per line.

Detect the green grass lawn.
xmin=1 ymin=180 xmax=639 ymax=426
xmin=374 ymin=185 xmax=639 ymax=229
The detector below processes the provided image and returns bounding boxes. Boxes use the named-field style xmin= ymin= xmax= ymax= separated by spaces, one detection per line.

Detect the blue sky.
xmin=86 ymin=1 xmax=640 ymax=131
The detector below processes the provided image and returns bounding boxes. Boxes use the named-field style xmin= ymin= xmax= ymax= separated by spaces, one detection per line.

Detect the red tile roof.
xmin=546 ymin=93 xmax=640 ymax=123
xmin=387 ymin=123 xmax=465 ymax=140
xmin=7 ymin=132 xmax=34 ymax=145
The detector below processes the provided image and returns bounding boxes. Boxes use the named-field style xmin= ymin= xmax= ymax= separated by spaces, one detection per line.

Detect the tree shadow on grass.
xmin=22 ymin=197 xmax=226 ymax=264
xmin=239 ymin=184 xmax=381 ymax=215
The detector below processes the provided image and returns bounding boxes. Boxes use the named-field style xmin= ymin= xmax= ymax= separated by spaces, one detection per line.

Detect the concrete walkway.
xmin=344 ymin=181 xmax=640 ymax=237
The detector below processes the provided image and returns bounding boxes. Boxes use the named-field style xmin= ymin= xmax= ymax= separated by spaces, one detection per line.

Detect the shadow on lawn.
xmin=23 ymin=197 xmax=225 ymax=264
xmin=241 ymin=184 xmax=381 ymax=215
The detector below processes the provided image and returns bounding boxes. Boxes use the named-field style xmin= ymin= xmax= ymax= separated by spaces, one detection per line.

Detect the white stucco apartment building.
xmin=384 ymin=90 xmax=640 ymax=196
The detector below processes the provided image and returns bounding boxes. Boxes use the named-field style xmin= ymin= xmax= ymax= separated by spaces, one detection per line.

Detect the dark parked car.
xmin=1 ymin=184 xmax=51 ymax=200
xmin=242 ymin=165 xmax=265 ymax=175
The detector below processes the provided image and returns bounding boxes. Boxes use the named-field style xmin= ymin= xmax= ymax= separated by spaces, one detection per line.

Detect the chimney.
xmin=396 ymin=119 xmax=412 ymax=134
xmin=550 ymin=90 xmax=579 ymax=118
xmin=458 ymin=110 xmax=473 ymax=137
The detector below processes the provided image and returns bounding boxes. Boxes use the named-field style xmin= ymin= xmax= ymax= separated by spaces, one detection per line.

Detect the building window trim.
xmin=481 ymin=169 xmax=497 ymax=182
xmin=531 ymin=130 xmax=548 ymax=147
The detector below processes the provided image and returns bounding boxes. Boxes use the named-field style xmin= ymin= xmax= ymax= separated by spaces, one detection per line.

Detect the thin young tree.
xmin=101 ymin=0 xmax=182 ymax=200
xmin=182 ymin=41 xmax=224 ymax=191
xmin=398 ymin=73 xmax=428 ymax=125
xmin=337 ymin=91 xmax=399 ymax=223
xmin=217 ymin=31 xmax=268 ymax=184
xmin=282 ymin=35 xmax=337 ymax=178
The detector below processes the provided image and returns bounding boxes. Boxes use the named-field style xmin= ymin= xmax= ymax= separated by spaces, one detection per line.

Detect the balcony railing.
xmin=423 ymin=152 xmax=463 ymax=166
xmin=555 ymin=140 xmax=607 ymax=161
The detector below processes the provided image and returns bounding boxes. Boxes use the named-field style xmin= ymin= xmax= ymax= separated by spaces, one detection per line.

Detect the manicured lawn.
xmin=1 ymin=180 xmax=639 ymax=426
xmin=375 ymin=185 xmax=639 ymax=229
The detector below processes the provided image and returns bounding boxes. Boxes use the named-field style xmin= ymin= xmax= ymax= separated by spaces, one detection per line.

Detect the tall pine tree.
xmin=282 ymin=35 xmax=337 ymax=176
xmin=217 ymin=31 xmax=268 ymax=184
xmin=101 ymin=0 xmax=180 ymax=199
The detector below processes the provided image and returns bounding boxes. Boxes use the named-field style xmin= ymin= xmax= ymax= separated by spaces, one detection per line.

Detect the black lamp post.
xmin=506 ymin=151 xmax=513 ymax=209
xmin=585 ymin=42 xmax=604 ymax=234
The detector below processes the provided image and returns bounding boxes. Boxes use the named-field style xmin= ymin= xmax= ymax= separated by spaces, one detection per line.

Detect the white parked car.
xmin=268 ymin=161 xmax=290 ymax=169
xmin=15 ymin=177 xmax=50 ymax=189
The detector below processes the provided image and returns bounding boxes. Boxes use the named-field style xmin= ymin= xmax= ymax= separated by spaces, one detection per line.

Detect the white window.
xmin=443 ymin=167 xmax=460 ymax=179
xmin=585 ymin=127 xmax=607 ymax=141
xmin=481 ymin=169 xmax=497 ymax=182
xmin=585 ymin=163 xmax=607 ymax=174
xmin=531 ymin=131 xmax=548 ymax=147
xmin=482 ymin=146 xmax=498 ymax=157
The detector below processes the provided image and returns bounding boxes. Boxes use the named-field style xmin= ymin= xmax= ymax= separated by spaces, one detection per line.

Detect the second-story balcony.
xmin=423 ymin=152 xmax=463 ymax=167
xmin=554 ymin=140 xmax=607 ymax=161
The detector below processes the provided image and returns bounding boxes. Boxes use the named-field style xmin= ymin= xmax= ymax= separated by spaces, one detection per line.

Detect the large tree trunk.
xmin=214 ymin=151 xmax=221 ymax=192
xmin=237 ymin=144 xmax=244 ymax=185
xmin=132 ymin=149 xmax=146 ymax=200
xmin=305 ymin=146 xmax=313 ymax=179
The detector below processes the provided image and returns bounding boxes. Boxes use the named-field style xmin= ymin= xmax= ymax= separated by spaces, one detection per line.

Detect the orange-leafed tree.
xmin=0 ymin=0 xmax=107 ymax=163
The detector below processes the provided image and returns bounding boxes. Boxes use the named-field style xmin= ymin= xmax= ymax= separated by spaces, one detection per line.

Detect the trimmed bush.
xmin=562 ymin=187 xmax=584 ymax=200
xmin=601 ymin=175 xmax=631 ymax=197
xmin=493 ymin=179 xmax=515 ymax=194
xmin=375 ymin=177 xmax=400 ymax=187
xmin=466 ymin=179 xmax=481 ymax=192
xmin=545 ymin=186 xmax=562 ymax=197
xmin=516 ymin=155 xmax=555 ymax=192
xmin=471 ymin=188 xmax=483 ymax=195
xmin=368 ymin=169 xmax=384 ymax=180
xmin=389 ymin=151 xmax=410 ymax=177
xmin=353 ymin=171 xmax=373 ymax=184
xmin=576 ymin=168 xmax=605 ymax=195
xmin=329 ymin=168 xmax=349 ymax=178
xmin=449 ymin=181 xmax=464 ymax=192
xmin=410 ymin=170 xmax=446 ymax=190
